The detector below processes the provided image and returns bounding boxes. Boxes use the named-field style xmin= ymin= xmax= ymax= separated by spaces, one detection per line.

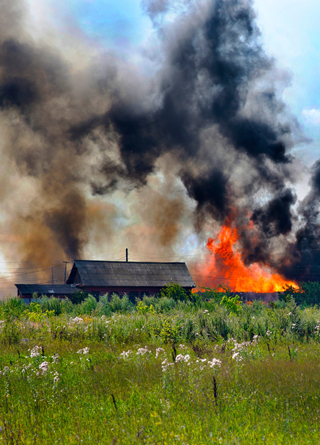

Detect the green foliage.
xmin=279 ymin=281 xmax=320 ymax=306
xmin=39 ymin=296 xmax=63 ymax=315
xmin=0 ymin=329 xmax=319 ymax=442
xmin=159 ymin=282 xmax=190 ymax=301
xmin=220 ymin=294 xmax=242 ymax=315
xmin=136 ymin=300 xmax=155 ymax=314
xmin=143 ymin=295 xmax=176 ymax=312
xmin=107 ymin=293 xmax=122 ymax=312
xmin=2 ymin=289 xmax=320 ymax=443
xmin=160 ymin=316 xmax=180 ymax=343
xmin=23 ymin=302 xmax=55 ymax=322
xmin=0 ymin=297 xmax=26 ymax=320
xmin=99 ymin=293 xmax=108 ymax=305
xmin=200 ymin=284 xmax=232 ymax=302
xmin=136 ymin=300 xmax=149 ymax=314
xmin=107 ymin=293 xmax=134 ymax=313
xmin=68 ymin=289 xmax=90 ymax=305
xmin=79 ymin=295 xmax=98 ymax=314
xmin=1 ymin=319 xmax=21 ymax=344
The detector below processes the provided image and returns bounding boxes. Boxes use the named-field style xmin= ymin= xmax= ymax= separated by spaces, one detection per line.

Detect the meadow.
xmin=0 ymin=288 xmax=319 ymax=444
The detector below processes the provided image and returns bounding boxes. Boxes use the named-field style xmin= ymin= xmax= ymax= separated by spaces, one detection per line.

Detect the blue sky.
xmin=67 ymin=0 xmax=152 ymax=48
xmin=253 ymin=0 xmax=320 ymax=164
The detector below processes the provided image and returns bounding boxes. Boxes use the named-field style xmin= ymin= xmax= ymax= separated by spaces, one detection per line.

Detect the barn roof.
xmin=15 ymin=284 xmax=77 ymax=295
xmin=66 ymin=260 xmax=195 ymax=288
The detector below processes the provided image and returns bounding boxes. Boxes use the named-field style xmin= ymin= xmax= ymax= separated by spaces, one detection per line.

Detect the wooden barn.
xmin=66 ymin=260 xmax=195 ymax=301
xmin=15 ymin=284 xmax=77 ymax=304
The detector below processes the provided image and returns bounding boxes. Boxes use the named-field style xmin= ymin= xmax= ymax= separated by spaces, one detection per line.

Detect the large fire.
xmin=197 ymin=218 xmax=298 ymax=293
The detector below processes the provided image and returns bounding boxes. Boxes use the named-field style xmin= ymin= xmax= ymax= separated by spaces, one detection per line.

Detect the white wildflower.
xmin=155 ymin=348 xmax=165 ymax=359
xmin=203 ymin=310 xmax=209 ymax=314
xmin=136 ymin=347 xmax=151 ymax=355
xmin=120 ymin=350 xmax=132 ymax=358
xmin=69 ymin=317 xmax=84 ymax=324
xmin=179 ymin=344 xmax=186 ymax=350
xmin=175 ymin=354 xmax=190 ymax=363
xmin=77 ymin=347 xmax=89 ymax=355
xmin=161 ymin=358 xmax=174 ymax=371
xmin=208 ymin=358 xmax=222 ymax=368
xmin=30 ymin=346 xmax=42 ymax=358
xmin=232 ymin=352 xmax=243 ymax=361
xmin=52 ymin=354 xmax=59 ymax=364
xmin=39 ymin=361 xmax=49 ymax=374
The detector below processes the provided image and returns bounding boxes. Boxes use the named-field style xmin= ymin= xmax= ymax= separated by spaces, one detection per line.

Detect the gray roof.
xmin=15 ymin=284 xmax=77 ymax=295
xmin=67 ymin=260 xmax=195 ymax=288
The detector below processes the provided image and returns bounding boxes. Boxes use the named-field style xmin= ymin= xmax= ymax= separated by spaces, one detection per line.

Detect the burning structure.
xmin=0 ymin=0 xmax=319 ymax=295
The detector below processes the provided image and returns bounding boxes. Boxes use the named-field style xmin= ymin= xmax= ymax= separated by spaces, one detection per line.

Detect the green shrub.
xmin=39 ymin=296 xmax=63 ymax=316
xmin=80 ymin=295 xmax=98 ymax=314
xmin=69 ymin=289 xmax=90 ymax=305
xmin=0 ymin=297 xmax=26 ymax=320
xmin=220 ymin=294 xmax=242 ymax=315
xmin=108 ymin=293 xmax=123 ymax=312
xmin=159 ymin=282 xmax=190 ymax=301
xmin=200 ymin=284 xmax=232 ymax=302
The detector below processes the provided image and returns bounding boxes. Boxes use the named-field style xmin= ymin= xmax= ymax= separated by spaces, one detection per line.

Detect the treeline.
xmin=279 ymin=282 xmax=320 ymax=306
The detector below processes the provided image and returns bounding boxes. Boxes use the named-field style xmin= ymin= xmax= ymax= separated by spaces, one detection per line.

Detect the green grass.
xmin=0 ymin=295 xmax=319 ymax=443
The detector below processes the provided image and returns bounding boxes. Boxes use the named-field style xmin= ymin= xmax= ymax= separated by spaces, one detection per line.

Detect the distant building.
xmin=15 ymin=284 xmax=77 ymax=304
xmin=66 ymin=260 xmax=195 ymax=301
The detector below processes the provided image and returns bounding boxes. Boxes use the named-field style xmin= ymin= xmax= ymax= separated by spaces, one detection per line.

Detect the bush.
xmin=0 ymin=297 xmax=26 ymax=320
xmin=159 ymin=282 xmax=190 ymax=301
xmin=220 ymin=294 xmax=242 ymax=315
xmin=80 ymin=295 xmax=98 ymax=314
xmin=108 ymin=294 xmax=123 ymax=312
xmin=39 ymin=296 xmax=63 ymax=316
xmin=69 ymin=290 xmax=90 ymax=305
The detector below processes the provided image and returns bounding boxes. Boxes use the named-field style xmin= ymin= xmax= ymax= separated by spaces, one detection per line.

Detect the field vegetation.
xmin=0 ymin=284 xmax=319 ymax=443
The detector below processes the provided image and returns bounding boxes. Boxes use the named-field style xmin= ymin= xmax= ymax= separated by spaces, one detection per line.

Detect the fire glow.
xmin=203 ymin=220 xmax=298 ymax=293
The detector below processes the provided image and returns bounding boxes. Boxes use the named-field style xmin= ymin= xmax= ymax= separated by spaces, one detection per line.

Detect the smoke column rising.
xmin=0 ymin=0 xmax=318 ymax=293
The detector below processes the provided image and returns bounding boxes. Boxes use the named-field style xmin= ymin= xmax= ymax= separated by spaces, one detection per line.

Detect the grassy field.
xmin=0 ymin=292 xmax=319 ymax=444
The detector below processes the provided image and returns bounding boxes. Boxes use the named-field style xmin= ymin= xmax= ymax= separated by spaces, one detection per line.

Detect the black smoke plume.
xmin=0 ymin=0 xmax=318 ymax=287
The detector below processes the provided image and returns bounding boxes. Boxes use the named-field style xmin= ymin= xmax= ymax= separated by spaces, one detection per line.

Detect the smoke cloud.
xmin=0 ymin=0 xmax=318 ymax=292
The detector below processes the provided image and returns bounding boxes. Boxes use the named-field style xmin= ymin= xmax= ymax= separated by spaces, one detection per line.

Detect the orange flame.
xmin=198 ymin=218 xmax=297 ymax=293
